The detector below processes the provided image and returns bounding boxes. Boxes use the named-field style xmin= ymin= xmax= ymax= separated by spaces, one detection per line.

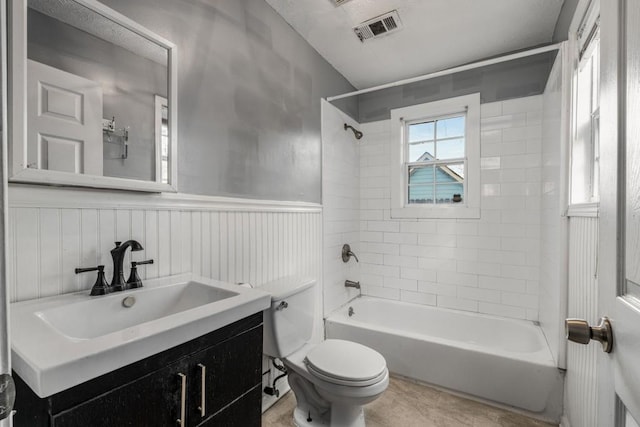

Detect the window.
xmin=155 ymin=95 xmax=169 ymax=184
xmin=406 ymin=114 xmax=465 ymax=205
xmin=390 ymin=93 xmax=480 ymax=219
xmin=570 ymin=9 xmax=600 ymax=206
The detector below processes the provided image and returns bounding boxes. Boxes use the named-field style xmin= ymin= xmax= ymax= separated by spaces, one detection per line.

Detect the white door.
xmin=597 ymin=0 xmax=640 ymax=425
xmin=27 ymin=60 xmax=103 ymax=174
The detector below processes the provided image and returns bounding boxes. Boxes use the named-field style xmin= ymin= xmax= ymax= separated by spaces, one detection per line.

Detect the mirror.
xmin=8 ymin=0 xmax=177 ymax=192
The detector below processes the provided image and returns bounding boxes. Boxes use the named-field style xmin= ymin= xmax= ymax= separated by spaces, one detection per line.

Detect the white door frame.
xmin=0 ymin=0 xmax=13 ymax=424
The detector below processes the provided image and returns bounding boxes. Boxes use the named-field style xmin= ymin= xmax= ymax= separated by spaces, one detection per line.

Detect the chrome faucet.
xmin=345 ymin=280 xmax=360 ymax=289
xmin=111 ymin=240 xmax=144 ymax=291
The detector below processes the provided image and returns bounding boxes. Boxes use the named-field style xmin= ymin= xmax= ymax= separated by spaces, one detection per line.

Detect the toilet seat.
xmin=303 ymin=339 xmax=387 ymax=387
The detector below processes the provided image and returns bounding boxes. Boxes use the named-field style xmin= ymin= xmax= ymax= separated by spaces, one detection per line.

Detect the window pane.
xmin=408 ymin=166 xmax=435 ymax=204
xmin=436 ymin=137 xmax=464 ymax=160
xmin=572 ymin=37 xmax=598 ymax=205
xmin=435 ymin=184 xmax=464 ymax=204
xmin=447 ymin=163 xmax=464 ymax=178
xmin=409 ymin=141 xmax=434 ymax=162
xmin=408 ymin=165 xmax=434 ymax=185
xmin=408 ymin=184 xmax=434 ymax=204
xmin=435 ymin=163 xmax=464 ymax=204
xmin=591 ymin=37 xmax=600 ymax=113
xmin=437 ymin=116 xmax=465 ymax=139
xmin=409 ymin=121 xmax=434 ymax=143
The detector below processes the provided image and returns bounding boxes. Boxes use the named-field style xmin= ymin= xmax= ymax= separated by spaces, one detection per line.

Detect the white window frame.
xmin=568 ymin=2 xmax=600 ymax=209
xmin=390 ymin=93 xmax=480 ymax=219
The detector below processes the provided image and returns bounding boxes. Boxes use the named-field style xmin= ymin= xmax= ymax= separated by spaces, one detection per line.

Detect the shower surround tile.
xmin=358 ymin=95 xmax=543 ymax=321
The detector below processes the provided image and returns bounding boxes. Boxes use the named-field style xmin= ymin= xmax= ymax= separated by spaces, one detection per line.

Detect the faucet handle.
xmin=75 ymin=265 xmax=101 ymax=274
xmin=127 ymin=259 xmax=153 ymax=289
xmin=75 ymin=265 xmax=111 ymax=296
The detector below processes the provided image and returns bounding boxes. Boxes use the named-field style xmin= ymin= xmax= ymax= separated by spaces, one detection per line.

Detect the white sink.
xmin=11 ymin=274 xmax=270 ymax=397
xmin=37 ymin=281 xmax=238 ymax=340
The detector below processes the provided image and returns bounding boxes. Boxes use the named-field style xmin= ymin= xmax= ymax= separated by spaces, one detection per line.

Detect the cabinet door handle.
xmin=177 ymin=372 xmax=187 ymax=427
xmin=197 ymin=363 xmax=206 ymax=417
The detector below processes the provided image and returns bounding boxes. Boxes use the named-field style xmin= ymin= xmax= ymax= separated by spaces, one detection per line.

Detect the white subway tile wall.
xmin=358 ymin=95 xmax=543 ymax=320
xmin=539 ymin=56 xmax=566 ymax=367
xmin=322 ymin=101 xmax=361 ymax=315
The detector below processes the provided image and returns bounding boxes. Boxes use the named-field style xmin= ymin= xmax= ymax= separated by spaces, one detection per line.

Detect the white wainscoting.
xmin=564 ymin=216 xmax=599 ymax=427
xmin=8 ymin=185 xmax=322 ymax=302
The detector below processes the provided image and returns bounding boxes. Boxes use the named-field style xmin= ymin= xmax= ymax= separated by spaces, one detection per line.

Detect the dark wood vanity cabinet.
xmin=13 ymin=312 xmax=263 ymax=427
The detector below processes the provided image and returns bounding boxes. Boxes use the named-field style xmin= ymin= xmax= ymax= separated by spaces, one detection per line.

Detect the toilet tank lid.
xmin=259 ymin=276 xmax=316 ymax=301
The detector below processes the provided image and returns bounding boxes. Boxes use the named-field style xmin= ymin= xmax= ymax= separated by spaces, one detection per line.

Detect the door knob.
xmin=565 ymin=317 xmax=613 ymax=353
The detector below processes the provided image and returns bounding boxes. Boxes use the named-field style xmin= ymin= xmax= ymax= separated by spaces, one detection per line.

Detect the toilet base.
xmin=292 ymin=405 xmax=366 ymax=427
xmin=287 ymin=367 xmax=368 ymax=427
xmin=293 ymin=406 xmax=329 ymax=426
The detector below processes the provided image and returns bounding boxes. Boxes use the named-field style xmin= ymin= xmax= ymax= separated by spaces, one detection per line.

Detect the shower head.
xmin=344 ymin=123 xmax=363 ymax=140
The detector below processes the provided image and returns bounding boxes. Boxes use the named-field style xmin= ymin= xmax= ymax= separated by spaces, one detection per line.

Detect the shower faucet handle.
xmin=342 ymin=244 xmax=359 ymax=263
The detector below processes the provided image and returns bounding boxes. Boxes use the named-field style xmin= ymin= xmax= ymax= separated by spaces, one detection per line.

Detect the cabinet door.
xmin=52 ymin=358 xmax=190 ymax=427
xmin=188 ymin=326 xmax=262 ymax=425
xmin=197 ymin=385 xmax=262 ymax=427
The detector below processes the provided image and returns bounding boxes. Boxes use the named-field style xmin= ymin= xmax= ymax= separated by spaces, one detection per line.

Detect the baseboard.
xmin=560 ymin=414 xmax=571 ymax=427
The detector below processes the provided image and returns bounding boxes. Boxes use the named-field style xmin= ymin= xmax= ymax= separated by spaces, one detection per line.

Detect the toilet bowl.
xmin=260 ymin=277 xmax=389 ymax=427
xmin=284 ymin=340 xmax=389 ymax=427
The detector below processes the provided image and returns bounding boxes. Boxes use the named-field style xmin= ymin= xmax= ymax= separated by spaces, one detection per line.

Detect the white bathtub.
xmin=325 ymin=297 xmax=563 ymax=419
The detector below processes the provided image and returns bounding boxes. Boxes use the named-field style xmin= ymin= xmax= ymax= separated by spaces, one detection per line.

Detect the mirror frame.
xmin=7 ymin=0 xmax=178 ymax=192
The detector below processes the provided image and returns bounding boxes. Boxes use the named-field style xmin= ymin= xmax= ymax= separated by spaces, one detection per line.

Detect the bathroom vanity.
xmin=9 ymin=275 xmax=270 ymax=427
xmin=13 ymin=312 xmax=263 ymax=426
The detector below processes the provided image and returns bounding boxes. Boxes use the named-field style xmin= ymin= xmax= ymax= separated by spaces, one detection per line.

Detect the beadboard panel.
xmin=7 ymin=188 xmax=322 ymax=303
xmin=564 ymin=216 xmax=599 ymax=427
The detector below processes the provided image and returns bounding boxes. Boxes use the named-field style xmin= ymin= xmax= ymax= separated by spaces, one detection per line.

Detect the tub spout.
xmin=345 ymin=280 xmax=360 ymax=289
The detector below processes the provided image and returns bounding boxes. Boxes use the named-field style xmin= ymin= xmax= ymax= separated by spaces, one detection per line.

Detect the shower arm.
xmin=344 ymin=123 xmax=363 ymax=140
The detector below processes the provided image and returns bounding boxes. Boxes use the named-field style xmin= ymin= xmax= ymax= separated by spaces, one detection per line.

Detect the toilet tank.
xmin=260 ymin=277 xmax=316 ymax=358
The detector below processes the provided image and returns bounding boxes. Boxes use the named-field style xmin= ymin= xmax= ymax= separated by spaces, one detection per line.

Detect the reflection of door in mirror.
xmin=154 ymin=95 xmax=169 ymax=184
xmin=27 ymin=60 xmax=103 ymax=174
xmin=26 ymin=3 xmax=169 ymax=183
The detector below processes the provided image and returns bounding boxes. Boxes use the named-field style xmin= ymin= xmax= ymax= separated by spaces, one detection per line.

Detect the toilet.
xmin=261 ymin=277 xmax=389 ymax=427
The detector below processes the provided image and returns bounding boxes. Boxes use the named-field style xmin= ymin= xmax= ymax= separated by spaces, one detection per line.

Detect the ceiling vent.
xmin=353 ymin=10 xmax=403 ymax=42
xmin=332 ymin=0 xmax=354 ymax=6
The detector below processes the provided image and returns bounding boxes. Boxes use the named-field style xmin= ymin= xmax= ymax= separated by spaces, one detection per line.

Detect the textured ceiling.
xmin=265 ymin=0 xmax=564 ymax=89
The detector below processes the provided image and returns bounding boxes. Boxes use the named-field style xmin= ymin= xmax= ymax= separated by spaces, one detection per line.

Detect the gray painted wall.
xmin=28 ymin=9 xmax=167 ymax=182
xmin=354 ymin=51 xmax=557 ymax=123
xmin=553 ymin=0 xmax=580 ymax=42
xmin=98 ymin=0 xmax=357 ymax=203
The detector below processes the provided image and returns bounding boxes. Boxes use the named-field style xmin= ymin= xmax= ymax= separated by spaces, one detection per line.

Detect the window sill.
xmin=566 ymin=202 xmax=599 ymax=218
xmin=391 ymin=206 xmax=480 ymax=219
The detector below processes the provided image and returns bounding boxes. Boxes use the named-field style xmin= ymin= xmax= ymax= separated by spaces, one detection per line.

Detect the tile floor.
xmin=262 ymin=376 xmax=557 ymax=427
